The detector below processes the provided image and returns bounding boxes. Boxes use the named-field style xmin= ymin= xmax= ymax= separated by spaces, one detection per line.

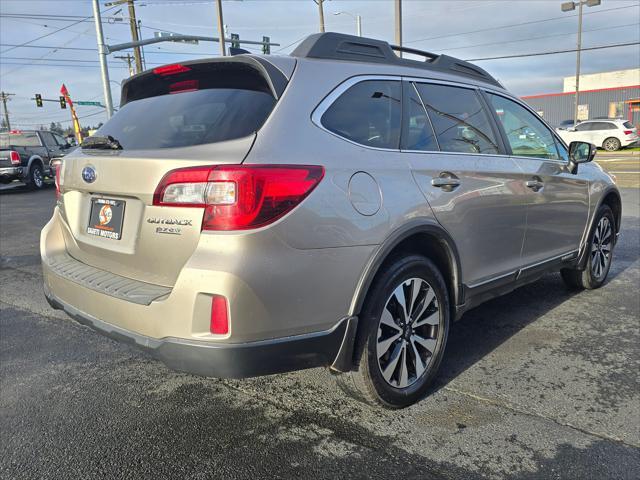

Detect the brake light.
xmin=210 ymin=295 xmax=229 ymax=335
xmin=623 ymin=130 xmax=633 ymax=135
xmin=153 ymin=63 xmax=191 ymax=76
xmin=9 ymin=151 xmax=20 ymax=165
xmin=153 ymin=165 xmax=324 ymax=230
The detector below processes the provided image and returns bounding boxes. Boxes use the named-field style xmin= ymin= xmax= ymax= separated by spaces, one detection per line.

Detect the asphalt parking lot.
xmin=1 ymin=184 xmax=638 ymax=479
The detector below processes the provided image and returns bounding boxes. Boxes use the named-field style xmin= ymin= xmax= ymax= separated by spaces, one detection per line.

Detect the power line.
xmin=406 ymin=4 xmax=638 ymax=45
xmin=0 ymin=5 xmax=118 ymax=55
xmin=0 ymin=43 xmax=218 ymax=56
xmin=441 ymin=22 xmax=640 ymax=53
xmin=466 ymin=41 xmax=640 ymax=62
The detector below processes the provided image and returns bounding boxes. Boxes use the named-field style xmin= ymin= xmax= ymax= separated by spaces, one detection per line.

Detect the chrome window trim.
xmin=409 ymin=81 xmax=441 ymax=151
xmin=311 ymin=74 xmax=403 ymax=153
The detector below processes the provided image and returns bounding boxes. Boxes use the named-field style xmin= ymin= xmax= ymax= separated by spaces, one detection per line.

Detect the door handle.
xmin=431 ymin=177 xmax=461 ymax=190
xmin=525 ymin=180 xmax=544 ymax=192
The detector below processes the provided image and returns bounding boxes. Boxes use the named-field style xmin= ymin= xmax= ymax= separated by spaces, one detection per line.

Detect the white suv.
xmin=557 ymin=119 xmax=639 ymax=151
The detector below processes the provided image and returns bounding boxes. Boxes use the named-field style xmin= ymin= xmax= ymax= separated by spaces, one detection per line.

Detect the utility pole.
xmin=92 ymin=0 xmax=114 ymax=118
xmin=126 ymin=0 xmax=143 ymax=73
xmin=137 ymin=20 xmax=146 ymax=70
xmin=215 ymin=0 xmax=226 ymax=56
xmin=395 ymin=0 xmax=402 ymax=57
xmin=0 ymin=91 xmax=14 ymax=131
xmin=105 ymin=0 xmax=143 ymax=73
xmin=315 ymin=0 xmax=325 ymax=33
xmin=115 ymin=54 xmax=134 ymax=76
xmin=561 ymin=0 xmax=601 ymax=125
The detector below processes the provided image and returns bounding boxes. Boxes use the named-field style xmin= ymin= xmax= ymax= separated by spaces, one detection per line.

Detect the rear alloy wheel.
xmin=561 ymin=204 xmax=615 ymax=290
xmin=27 ymin=163 xmax=44 ymax=190
xmin=602 ymin=137 xmax=621 ymax=152
xmin=337 ymin=255 xmax=450 ymax=408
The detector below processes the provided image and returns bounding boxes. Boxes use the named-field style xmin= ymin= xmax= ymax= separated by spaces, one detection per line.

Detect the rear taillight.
xmin=9 ymin=151 xmax=20 ymax=165
xmin=210 ymin=295 xmax=229 ymax=335
xmin=153 ymin=165 xmax=324 ymax=231
xmin=54 ymin=160 xmax=62 ymax=200
xmin=623 ymin=130 xmax=633 ymax=135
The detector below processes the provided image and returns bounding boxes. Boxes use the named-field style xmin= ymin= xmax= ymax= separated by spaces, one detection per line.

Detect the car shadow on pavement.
xmin=0 ymin=182 xmax=54 ymax=194
xmin=431 ymin=213 xmax=639 ymax=395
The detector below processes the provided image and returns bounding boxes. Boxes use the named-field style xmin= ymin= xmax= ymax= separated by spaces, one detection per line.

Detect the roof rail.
xmin=290 ymin=32 xmax=502 ymax=88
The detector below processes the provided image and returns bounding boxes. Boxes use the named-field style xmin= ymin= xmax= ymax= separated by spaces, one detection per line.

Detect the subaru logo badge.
xmin=82 ymin=165 xmax=97 ymax=184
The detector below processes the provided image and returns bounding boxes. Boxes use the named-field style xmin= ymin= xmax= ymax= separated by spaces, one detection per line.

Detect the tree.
xmin=50 ymin=122 xmax=64 ymax=135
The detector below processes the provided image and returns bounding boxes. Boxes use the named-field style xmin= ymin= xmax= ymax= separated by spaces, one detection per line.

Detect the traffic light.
xmin=59 ymin=96 xmax=66 ymax=109
xmin=230 ymin=33 xmax=240 ymax=49
xmin=35 ymin=94 xmax=43 ymax=107
xmin=262 ymin=36 xmax=270 ymax=55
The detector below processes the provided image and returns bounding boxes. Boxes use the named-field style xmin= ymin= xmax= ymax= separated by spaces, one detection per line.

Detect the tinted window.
xmin=623 ymin=121 xmax=634 ymax=129
xmin=96 ymin=65 xmax=277 ymax=150
xmin=488 ymin=94 xmax=561 ymax=160
xmin=54 ymin=134 xmax=67 ymax=146
xmin=402 ymin=83 xmax=438 ymax=151
xmin=322 ymin=80 xmax=401 ymax=149
xmin=574 ymin=122 xmax=592 ymax=131
xmin=590 ymin=122 xmax=616 ymax=131
xmin=40 ymin=131 xmax=58 ymax=147
xmin=414 ymin=83 xmax=499 ymax=154
xmin=0 ymin=132 xmax=41 ymax=148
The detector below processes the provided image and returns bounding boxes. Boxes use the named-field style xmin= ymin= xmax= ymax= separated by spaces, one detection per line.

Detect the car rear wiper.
xmin=81 ymin=135 xmax=123 ymax=150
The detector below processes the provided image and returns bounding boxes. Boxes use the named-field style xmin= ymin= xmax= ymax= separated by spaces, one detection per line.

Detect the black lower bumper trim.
xmin=44 ymin=289 xmax=355 ymax=379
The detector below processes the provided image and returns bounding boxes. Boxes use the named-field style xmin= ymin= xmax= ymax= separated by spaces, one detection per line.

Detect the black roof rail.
xmin=290 ymin=32 xmax=502 ymax=88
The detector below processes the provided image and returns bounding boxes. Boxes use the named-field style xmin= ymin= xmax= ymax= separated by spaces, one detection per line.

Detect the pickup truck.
xmin=0 ymin=130 xmax=72 ymax=189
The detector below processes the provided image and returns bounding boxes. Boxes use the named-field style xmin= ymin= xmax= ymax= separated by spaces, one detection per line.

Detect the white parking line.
xmin=607 ymin=171 xmax=640 ymax=174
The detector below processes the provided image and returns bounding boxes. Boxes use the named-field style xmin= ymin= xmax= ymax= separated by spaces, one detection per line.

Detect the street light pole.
xmin=92 ymin=0 xmax=114 ymax=118
xmin=574 ymin=0 xmax=583 ymax=127
xmin=395 ymin=0 xmax=402 ymax=57
xmin=215 ymin=0 xmax=226 ymax=56
xmin=561 ymin=0 xmax=601 ymax=125
xmin=333 ymin=11 xmax=362 ymax=37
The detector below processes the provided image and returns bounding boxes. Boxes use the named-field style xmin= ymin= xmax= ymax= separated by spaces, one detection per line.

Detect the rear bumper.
xmin=44 ymin=284 xmax=356 ymax=378
xmin=0 ymin=166 xmax=23 ymax=179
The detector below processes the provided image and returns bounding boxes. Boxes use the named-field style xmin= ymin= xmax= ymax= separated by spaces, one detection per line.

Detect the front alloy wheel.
xmin=591 ymin=216 xmax=613 ymax=280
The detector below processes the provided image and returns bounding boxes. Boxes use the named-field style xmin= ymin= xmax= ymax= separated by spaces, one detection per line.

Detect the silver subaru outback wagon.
xmin=41 ymin=33 xmax=621 ymax=408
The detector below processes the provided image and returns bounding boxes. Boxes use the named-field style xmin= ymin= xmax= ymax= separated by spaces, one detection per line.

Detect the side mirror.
xmin=568 ymin=141 xmax=596 ymax=173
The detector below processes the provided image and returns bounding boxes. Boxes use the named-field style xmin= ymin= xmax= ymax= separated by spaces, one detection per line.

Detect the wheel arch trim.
xmin=577 ymin=185 xmax=621 ymax=268
xmin=348 ymin=220 xmax=463 ymax=318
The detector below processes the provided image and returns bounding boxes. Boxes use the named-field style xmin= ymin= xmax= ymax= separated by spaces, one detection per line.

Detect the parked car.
xmin=556 ymin=119 xmax=639 ymax=151
xmin=0 ymin=130 xmax=71 ymax=189
xmin=41 ymin=33 xmax=621 ymax=408
xmin=556 ymin=119 xmax=576 ymax=129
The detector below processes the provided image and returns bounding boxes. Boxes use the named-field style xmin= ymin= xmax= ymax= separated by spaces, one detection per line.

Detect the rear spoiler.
xmin=120 ymin=56 xmax=293 ymax=107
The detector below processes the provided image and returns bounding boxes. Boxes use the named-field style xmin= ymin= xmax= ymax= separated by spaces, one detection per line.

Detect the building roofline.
xmin=521 ymin=84 xmax=640 ymax=100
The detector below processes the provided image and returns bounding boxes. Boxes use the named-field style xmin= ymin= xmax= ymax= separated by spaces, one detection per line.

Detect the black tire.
xmin=26 ymin=163 xmax=45 ymax=190
xmin=602 ymin=137 xmax=621 ymax=152
xmin=561 ymin=205 xmax=615 ymax=290
xmin=337 ymin=255 xmax=450 ymax=408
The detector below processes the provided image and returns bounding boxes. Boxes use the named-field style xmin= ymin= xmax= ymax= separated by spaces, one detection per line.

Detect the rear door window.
xmin=40 ymin=132 xmax=58 ymax=148
xmin=413 ymin=83 xmax=499 ymax=154
xmin=321 ymin=80 xmax=402 ymax=149
xmin=95 ymin=63 xmax=278 ymax=150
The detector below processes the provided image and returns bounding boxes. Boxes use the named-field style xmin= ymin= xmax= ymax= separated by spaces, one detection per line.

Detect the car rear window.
xmin=94 ymin=63 xmax=277 ymax=150
xmin=0 ymin=132 xmax=41 ymax=148
xmin=623 ymin=121 xmax=634 ymax=129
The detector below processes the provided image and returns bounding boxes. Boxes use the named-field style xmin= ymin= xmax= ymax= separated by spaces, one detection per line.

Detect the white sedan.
xmin=556 ymin=119 xmax=639 ymax=151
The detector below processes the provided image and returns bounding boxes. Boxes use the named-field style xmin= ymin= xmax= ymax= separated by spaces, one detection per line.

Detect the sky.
xmin=1 ymin=0 xmax=639 ymax=129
